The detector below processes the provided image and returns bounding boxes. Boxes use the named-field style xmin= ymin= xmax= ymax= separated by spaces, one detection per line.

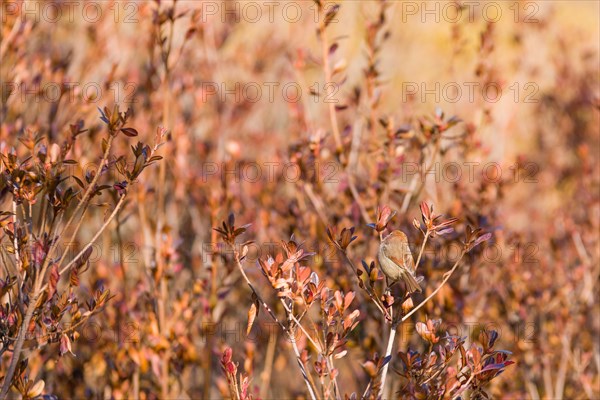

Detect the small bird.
xmin=378 ymin=230 xmax=422 ymax=293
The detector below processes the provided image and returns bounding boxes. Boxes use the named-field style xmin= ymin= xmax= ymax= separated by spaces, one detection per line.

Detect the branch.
xmin=346 ymin=119 xmax=370 ymax=223
xmin=337 ymin=249 xmax=390 ymax=320
xmin=229 ymin=245 xmax=287 ymax=333
xmin=228 ymin=243 xmax=319 ymax=400
xmin=379 ymin=250 xmax=467 ymax=398
xmin=402 ymin=251 xmax=466 ymax=323
xmin=291 ymin=337 xmax=320 ymax=400
xmin=0 ymin=291 xmax=39 ymax=398
xmin=0 ymin=1 xmax=29 ymax=60
xmin=400 ymin=139 xmax=441 ymax=213
xmin=379 ymin=324 xmax=398 ymax=399
xmin=58 ymin=195 xmax=126 ymax=277
xmin=0 ymin=135 xmax=115 ymax=398
xmin=414 ymin=232 xmax=430 ymax=272
xmin=278 ymin=299 xmax=322 ymax=352
xmin=319 ymin=13 xmax=343 ymax=154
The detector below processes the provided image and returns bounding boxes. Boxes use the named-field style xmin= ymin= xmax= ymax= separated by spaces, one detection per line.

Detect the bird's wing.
xmin=381 ymin=242 xmax=398 ymax=258
xmin=403 ymin=242 xmax=415 ymax=271
xmin=384 ymin=242 xmax=415 ymax=269
xmin=387 ymin=256 xmax=404 ymax=268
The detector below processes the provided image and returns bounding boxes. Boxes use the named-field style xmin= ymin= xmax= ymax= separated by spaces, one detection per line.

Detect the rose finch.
xmin=378 ymin=230 xmax=422 ymax=293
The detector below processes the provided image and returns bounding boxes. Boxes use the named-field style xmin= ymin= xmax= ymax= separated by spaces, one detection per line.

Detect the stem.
xmin=319 ymin=13 xmax=343 ymax=155
xmin=39 ymin=194 xmax=127 ymax=292
xmin=402 ymin=251 xmax=465 ymax=323
xmin=1 ymin=134 xmax=112 ymax=397
xmin=338 ymin=250 xmax=390 ymax=320
xmin=378 ymin=250 xmax=467 ymax=397
xmin=203 ymin=212 xmax=219 ymax=398
xmin=379 ymin=324 xmax=398 ymax=399
xmin=0 ymin=291 xmax=39 ymax=398
xmin=228 ymin=243 xmax=319 ymax=400
xmin=38 ymin=135 xmax=114 ymax=293
xmin=54 ymin=201 xmax=90 ymax=270
xmin=58 ymin=136 xmax=114 ymax=240
xmin=291 ymin=337 xmax=319 ymax=400
xmin=326 ymin=355 xmax=342 ymax=400
xmin=302 ymin=183 xmax=329 ymax=226
xmin=0 ymin=0 xmax=29 ymax=60
xmin=346 ymin=119 xmax=370 ymax=223
xmin=37 ymin=195 xmax=48 ymax=236
xmin=158 ymin=272 xmax=169 ymax=398
xmin=259 ymin=330 xmax=277 ymax=398
xmin=12 ymin=202 xmax=21 ymax=270
xmin=132 ymin=366 xmax=140 ymax=400
xmin=155 ymin=10 xmax=174 ymax=396
xmin=229 ymin=246 xmax=287 ymax=332
xmin=453 ymin=373 xmax=474 ymax=400
xmin=414 ymin=231 xmax=430 ymax=272
xmin=401 ymin=139 xmax=441 ymax=213
xmin=279 ymin=299 xmax=322 ymax=352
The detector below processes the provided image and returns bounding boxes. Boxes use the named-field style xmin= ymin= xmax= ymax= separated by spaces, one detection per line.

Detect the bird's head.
xmin=384 ymin=230 xmax=408 ymax=242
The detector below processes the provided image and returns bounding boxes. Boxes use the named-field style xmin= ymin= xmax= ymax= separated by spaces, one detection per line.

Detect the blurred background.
xmin=1 ymin=0 xmax=599 ymax=398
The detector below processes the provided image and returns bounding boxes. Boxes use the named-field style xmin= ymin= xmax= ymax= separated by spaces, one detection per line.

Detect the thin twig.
xmin=338 ymin=250 xmax=389 ymax=319
xmin=228 ymin=244 xmax=319 ymax=400
xmin=326 ymin=355 xmax=342 ymax=400
xmin=452 ymin=373 xmax=475 ymax=400
xmin=0 ymin=0 xmax=29 ymax=60
xmin=402 ymin=251 xmax=466 ymax=323
xmin=12 ymin=203 xmax=20 ymax=268
xmin=303 ymin=183 xmax=329 ymax=226
xmin=0 ymin=288 xmax=40 ymax=398
xmin=291 ymin=337 xmax=320 ymax=400
xmin=154 ymin=8 xmax=177 ymax=396
xmin=229 ymin=246 xmax=288 ymax=333
xmin=259 ymin=330 xmax=277 ymax=398
xmin=414 ymin=232 xmax=430 ymax=272
xmin=55 ymin=201 xmax=90 ymax=270
xmin=279 ymin=299 xmax=322 ymax=352
xmin=12 ymin=202 xmax=23 ymax=292
xmin=379 ymin=323 xmax=398 ymax=398
xmin=318 ymin=12 xmax=343 ymax=155
xmin=38 ymin=194 xmax=128 ymax=293
xmin=379 ymin=248 xmax=467 ymax=398
xmin=0 ymin=134 xmax=115 ymax=397
xmin=56 ymin=136 xmax=114 ymax=242
xmin=346 ymin=119 xmax=370 ymax=223
xmin=401 ymin=139 xmax=441 ymax=213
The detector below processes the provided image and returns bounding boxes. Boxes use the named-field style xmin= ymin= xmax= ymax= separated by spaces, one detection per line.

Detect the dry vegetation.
xmin=0 ymin=0 xmax=599 ymax=399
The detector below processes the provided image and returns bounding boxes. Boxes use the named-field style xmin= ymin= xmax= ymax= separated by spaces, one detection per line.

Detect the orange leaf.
xmin=246 ymin=303 xmax=257 ymax=335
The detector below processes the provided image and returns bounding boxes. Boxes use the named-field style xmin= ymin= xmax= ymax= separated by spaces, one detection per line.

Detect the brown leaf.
xmin=246 ymin=303 xmax=257 ymax=335
xmin=60 ymin=334 xmax=73 ymax=356
xmin=27 ymin=380 xmax=45 ymax=398
xmin=48 ymin=264 xmax=60 ymax=298
xmin=120 ymin=127 xmax=139 ymax=137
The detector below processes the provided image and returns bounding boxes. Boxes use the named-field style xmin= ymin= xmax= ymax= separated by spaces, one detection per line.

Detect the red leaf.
xmin=60 ymin=334 xmax=73 ymax=356
xmin=120 ymin=127 xmax=139 ymax=137
xmin=48 ymin=264 xmax=60 ymax=298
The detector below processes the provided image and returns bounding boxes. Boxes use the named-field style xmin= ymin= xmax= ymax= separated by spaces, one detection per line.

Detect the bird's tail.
xmin=402 ymin=271 xmax=422 ymax=293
